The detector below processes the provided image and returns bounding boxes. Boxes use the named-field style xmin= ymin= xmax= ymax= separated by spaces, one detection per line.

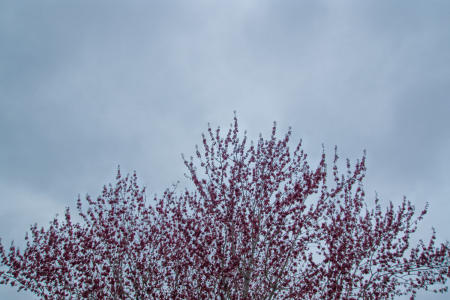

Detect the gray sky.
xmin=1 ymin=1 xmax=449 ymax=299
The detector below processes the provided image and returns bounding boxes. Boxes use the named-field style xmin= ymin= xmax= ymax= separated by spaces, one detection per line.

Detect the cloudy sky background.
xmin=1 ymin=1 xmax=449 ymax=299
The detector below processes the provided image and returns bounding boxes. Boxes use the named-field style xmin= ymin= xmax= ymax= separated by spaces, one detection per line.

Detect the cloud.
xmin=1 ymin=1 xmax=449 ymax=298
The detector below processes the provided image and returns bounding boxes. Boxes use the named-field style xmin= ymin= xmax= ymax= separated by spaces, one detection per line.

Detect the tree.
xmin=1 ymin=116 xmax=449 ymax=299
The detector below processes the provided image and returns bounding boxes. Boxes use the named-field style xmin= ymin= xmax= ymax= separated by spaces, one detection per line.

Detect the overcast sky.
xmin=1 ymin=1 xmax=449 ymax=299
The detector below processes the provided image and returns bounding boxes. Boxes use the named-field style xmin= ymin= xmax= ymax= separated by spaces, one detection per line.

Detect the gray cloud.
xmin=1 ymin=1 xmax=449 ymax=298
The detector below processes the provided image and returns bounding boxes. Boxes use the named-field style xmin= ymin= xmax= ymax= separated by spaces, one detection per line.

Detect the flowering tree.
xmin=1 ymin=117 xmax=449 ymax=299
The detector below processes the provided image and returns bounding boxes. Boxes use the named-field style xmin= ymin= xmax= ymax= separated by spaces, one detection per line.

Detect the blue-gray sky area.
xmin=1 ymin=1 xmax=449 ymax=299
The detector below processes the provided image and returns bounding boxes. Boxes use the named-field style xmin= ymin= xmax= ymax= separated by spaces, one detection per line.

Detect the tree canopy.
xmin=1 ymin=117 xmax=449 ymax=299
